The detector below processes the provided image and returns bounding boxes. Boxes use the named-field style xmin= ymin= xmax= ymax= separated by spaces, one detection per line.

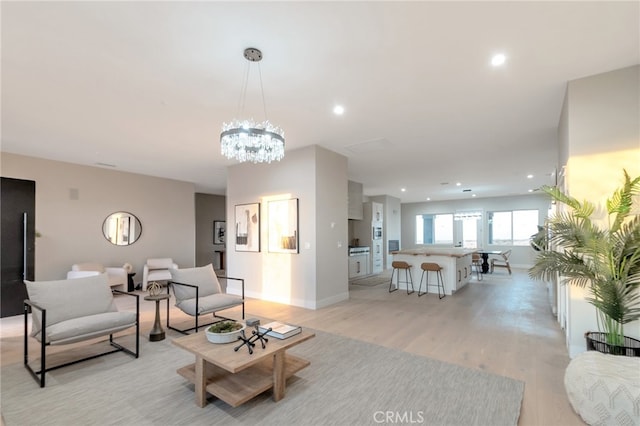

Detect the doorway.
xmin=1 ymin=177 xmax=35 ymax=317
xmin=454 ymin=216 xmax=481 ymax=249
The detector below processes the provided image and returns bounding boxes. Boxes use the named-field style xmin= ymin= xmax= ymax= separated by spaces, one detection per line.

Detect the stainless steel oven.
xmin=372 ymin=226 xmax=382 ymax=240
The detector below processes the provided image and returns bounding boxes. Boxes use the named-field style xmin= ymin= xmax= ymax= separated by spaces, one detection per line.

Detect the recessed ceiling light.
xmin=456 ymin=182 xmax=462 ymax=186
xmin=472 ymin=194 xmax=477 ymax=197
xmin=426 ymin=197 xmax=431 ymax=201
xmin=333 ymin=105 xmax=345 ymax=115
xmin=527 ymin=174 xmax=534 ymax=179
xmin=491 ymin=53 xmax=506 ymax=67
xmin=528 ymin=189 xmax=534 ymax=193
xmin=401 ymin=188 xmax=406 ymax=192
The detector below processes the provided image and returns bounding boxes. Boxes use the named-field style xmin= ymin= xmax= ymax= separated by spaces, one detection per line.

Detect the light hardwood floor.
xmin=0 ymin=269 xmax=584 ymax=425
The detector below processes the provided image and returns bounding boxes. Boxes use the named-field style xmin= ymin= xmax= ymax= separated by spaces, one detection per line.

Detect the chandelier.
xmin=220 ymin=48 xmax=285 ymax=164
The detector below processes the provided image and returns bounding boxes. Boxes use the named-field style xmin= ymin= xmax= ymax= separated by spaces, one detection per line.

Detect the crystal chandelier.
xmin=220 ymin=48 xmax=285 ymax=163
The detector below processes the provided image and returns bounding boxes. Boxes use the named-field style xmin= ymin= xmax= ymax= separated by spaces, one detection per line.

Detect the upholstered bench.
xmin=24 ymin=273 xmax=139 ymax=387
xmin=564 ymin=351 xmax=640 ymax=425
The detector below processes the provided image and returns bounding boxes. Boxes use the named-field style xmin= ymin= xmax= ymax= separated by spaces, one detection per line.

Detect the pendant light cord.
xmin=236 ymin=59 xmax=269 ymax=122
xmin=258 ymin=63 xmax=269 ymax=122
xmin=236 ymin=60 xmax=251 ymax=118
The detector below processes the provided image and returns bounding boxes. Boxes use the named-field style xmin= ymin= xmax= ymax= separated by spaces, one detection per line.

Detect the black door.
xmin=1 ymin=177 xmax=35 ymax=317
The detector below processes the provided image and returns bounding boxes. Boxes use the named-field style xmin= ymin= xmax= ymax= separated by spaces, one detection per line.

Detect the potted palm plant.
xmin=529 ymin=170 xmax=640 ymax=356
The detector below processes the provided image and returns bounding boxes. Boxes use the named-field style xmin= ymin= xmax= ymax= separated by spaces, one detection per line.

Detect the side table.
xmin=127 ymin=272 xmax=136 ymax=292
xmin=144 ymin=293 xmax=171 ymax=341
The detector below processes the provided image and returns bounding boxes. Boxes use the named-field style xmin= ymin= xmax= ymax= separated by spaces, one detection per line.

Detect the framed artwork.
xmin=235 ymin=203 xmax=260 ymax=252
xmin=268 ymin=198 xmax=299 ymax=253
xmin=213 ymin=220 xmax=225 ymax=245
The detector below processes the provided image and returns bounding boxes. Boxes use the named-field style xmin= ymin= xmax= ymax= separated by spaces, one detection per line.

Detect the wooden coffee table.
xmin=172 ymin=327 xmax=315 ymax=407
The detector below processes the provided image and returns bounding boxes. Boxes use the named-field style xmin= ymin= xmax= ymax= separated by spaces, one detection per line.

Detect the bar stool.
xmin=389 ymin=261 xmax=414 ymax=294
xmin=418 ymin=262 xmax=445 ymax=299
xmin=471 ymin=252 xmax=483 ymax=281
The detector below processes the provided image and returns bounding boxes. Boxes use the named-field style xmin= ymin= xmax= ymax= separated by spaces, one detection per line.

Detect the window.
xmin=461 ymin=217 xmax=479 ymax=249
xmin=415 ymin=213 xmax=453 ymax=245
xmin=488 ymin=209 xmax=538 ymax=246
xmin=454 ymin=211 xmax=482 ymax=249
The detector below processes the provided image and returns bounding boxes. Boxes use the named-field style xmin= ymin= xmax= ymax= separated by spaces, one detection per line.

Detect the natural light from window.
xmin=415 ymin=213 xmax=453 ymax=245
xmin=488 ymin=209 xmax=538 ymax=245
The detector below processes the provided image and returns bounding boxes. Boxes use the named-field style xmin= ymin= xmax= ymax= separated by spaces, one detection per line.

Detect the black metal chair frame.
xmin=166 ymin=276 xmax=245 ymax=335
xmin=23 ymin=290 xmax=140 ymax=388
xmin=389 ymin=263 xmax=414 ymax=294
xmin=418 ymin=264 xmax=446 ymax=299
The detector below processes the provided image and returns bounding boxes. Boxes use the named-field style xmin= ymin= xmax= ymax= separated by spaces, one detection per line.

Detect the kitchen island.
xmin=391 ymin=248 xmax=475 ymax=295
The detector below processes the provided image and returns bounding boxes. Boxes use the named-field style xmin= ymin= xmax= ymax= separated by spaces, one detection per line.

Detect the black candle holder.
xmin=234 ymin=319 xmax=271 ymax=354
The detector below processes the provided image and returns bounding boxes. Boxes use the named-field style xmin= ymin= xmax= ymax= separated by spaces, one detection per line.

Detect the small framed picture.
xmin=213 ymin=220 xmax=225 ymax=245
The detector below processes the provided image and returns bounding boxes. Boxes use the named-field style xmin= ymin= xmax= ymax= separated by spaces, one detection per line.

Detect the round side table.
xmin=144 ymin=293 xmax=171 ymax=341
xmin=127 ymin=272 xmax=136 ymax=292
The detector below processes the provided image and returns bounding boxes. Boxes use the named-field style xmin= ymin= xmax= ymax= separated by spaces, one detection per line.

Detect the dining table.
xmin=475 ymin=250 xmax=503 ymax=273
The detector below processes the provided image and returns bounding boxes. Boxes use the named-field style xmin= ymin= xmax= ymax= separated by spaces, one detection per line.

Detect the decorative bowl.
xmin=205 ymin=321 xmax=246 ymax=344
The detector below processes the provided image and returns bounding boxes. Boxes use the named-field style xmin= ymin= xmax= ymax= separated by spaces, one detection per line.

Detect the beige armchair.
xmin=24 ymin=273 xmax=139 ymax=387
xmin=67 ymin=262 xmax=129 ymax=292
xmin=167 ymin=264 xmax=244 ymax=334
xmin=142 ymin=258 xmax=178 ymax=291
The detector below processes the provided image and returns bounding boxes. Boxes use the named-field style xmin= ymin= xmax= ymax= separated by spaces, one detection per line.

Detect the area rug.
xmin=349 ymin=272 xmax=392 ymax=287
xmin=1 ymin=330 xmax=524 ymax=426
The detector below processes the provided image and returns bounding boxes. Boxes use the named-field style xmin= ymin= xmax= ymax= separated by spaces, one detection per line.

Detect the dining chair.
xmin=471 ymin=253 xmax=483 ymax=281
xmin=490 ymin=249 xmax=512 ymax=274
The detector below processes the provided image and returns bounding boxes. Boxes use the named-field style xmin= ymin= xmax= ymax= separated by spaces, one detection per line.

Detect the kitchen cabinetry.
xmin=373 ymin=202 xmax=383 ymax=223
xmin=371 ymin=240 xmax=383 ymax=274
xmin=348 ymin=180 xmax=363 ymax=220
xmin=348 ymin=254 xmax=369 ymax=279
xmin=353 ymin=202 xmax=384 ymax=275
xmin=456 ymin=255 xmax=471 ymax=287
xmin=392 ymin=248 xmax=473 ymax=295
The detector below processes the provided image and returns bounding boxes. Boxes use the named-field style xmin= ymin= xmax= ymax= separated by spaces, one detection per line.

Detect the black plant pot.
xmin=585 ymin=331 xmax=640 ymax=357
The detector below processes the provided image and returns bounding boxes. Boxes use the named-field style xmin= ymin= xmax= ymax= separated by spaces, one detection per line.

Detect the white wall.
xmin=1 ymin=153 xmax=196 ymax=282
xmin=315 ymin=147 xmax=350 ymax=305
xmin=563 ymin=65 xmax=640 ymax=357
xmin=225 ymin=145 xmax=349 ymax=309
xmin=401 ymin=194 xmax=551 ymax=268
xmin=195 ymin=193 xmax=225 ymax=268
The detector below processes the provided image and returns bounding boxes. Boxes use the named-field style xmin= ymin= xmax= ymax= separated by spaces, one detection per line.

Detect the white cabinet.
xmin=373 ymin=202 xmax=383 ymax=223
xmin=371 ymin=240 xmax=383 ymax=274
xmin=454 ymin=255 xmax=473 ymax=292
xmin=353 ymin=201 xmax=385 ymax=274
xmin=348 ymin=255 xmax=369 ymax=279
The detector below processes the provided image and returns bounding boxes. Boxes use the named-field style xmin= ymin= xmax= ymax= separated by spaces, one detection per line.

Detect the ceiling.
xmin=2 ymin=1 xmax=639 ymax=203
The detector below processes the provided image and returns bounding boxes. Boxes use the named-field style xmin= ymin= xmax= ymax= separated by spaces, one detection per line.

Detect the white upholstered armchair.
xmin=142 ymin=258 xmax=178 ymax=291
xmin=67 ymin=262 xmax=129 ymax=292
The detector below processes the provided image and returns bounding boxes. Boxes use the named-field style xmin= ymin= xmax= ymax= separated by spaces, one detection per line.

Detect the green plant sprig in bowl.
xmin=207 ymin=321 xmax=242 ymax=334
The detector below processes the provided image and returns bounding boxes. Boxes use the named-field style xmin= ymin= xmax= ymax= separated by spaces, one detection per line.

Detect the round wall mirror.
xmin=102 ymin=211 xmax=142 ymax=246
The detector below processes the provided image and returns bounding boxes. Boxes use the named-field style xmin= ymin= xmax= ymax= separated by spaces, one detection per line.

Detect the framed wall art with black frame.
xmin=234 ymin=203 xmax=260 ymax=252
xmin=213 ymin=220 xmax=225 ymax=245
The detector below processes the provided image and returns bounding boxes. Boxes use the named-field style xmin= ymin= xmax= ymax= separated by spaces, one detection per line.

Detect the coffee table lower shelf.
xmin=177 ymin=354 xmax=310 ymax=407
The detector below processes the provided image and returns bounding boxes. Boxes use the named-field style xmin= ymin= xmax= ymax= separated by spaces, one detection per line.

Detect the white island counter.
xmin=391 ymin=248 xmax=475 ymax=295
